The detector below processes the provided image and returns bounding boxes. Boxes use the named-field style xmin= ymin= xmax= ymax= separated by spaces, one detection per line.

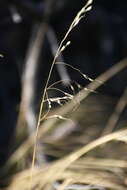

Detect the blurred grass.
xmin=3 ymin=93 xmax=127 ymax=190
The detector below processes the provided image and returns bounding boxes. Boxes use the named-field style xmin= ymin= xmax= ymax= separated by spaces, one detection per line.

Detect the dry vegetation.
xmin=2 ymin=0 xmax=127 ymax=189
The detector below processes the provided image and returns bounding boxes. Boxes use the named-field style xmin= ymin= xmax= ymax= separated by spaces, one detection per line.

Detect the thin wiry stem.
xmin=31 ymin=0 xmax=94 ymax=174
xmin=30 ymin=0 xmax=58 ymax=185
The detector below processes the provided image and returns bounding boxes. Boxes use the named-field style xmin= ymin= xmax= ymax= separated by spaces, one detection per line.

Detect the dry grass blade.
xmin=58 ymin=171 xmax=126 ymax=190
xmin=8 ymin=129 xmax=127 ymax=189
xmin=53 ymin=179 xmax=73 ymax=190
xmin=102 ymin=87 xmax=127 ymax=135
xmin=74 ymin=157 xmax=127 ymax=169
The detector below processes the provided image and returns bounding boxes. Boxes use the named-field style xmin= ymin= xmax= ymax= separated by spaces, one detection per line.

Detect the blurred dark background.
xmin=0 ymin=0 xmax=127 ymax=166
